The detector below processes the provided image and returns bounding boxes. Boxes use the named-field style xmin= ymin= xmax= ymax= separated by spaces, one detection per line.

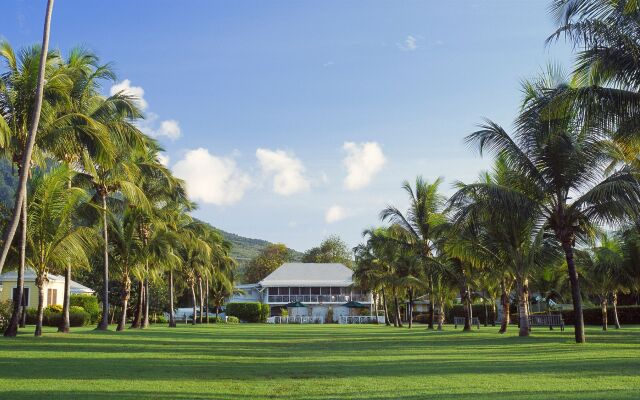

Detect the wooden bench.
xmin=528 ymin=314 xmax=565 ymax=331
xmin=454 ymin=316 xmax=480 ymax=330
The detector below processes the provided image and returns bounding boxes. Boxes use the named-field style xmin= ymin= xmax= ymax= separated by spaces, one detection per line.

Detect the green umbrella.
xmin=342 ymin=301 xmax=367 ymax=308
xmin=285 ymin=301 xmax=307 ymax=308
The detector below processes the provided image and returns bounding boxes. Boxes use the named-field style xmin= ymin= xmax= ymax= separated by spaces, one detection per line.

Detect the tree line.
xmin=354 ymin=0 xmax=640 ymax=343
xmin=0 ymin=2 xmax=235 ymax=336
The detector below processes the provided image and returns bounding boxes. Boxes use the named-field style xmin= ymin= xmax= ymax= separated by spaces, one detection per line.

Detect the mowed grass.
xmin=0 ymin=324 xmax=639 ymax=399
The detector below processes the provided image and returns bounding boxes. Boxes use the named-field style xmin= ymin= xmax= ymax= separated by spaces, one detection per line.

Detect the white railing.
xmin=267 ymin=294 xmax=369 ymax=303
xmin=268 ymin=316 xmax=325 ymax=324
xmin=339 ymin=315 xmax=384 ymax=324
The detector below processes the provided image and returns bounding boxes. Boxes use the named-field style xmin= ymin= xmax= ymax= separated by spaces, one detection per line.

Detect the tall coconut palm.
xmin=107 ymin=206 xmax=144 ymax=331
xmin=0 ymin=0 xmax=55 ymax=279
xmin=77 ymin=131 xmax=149 ymax=330
xmin=380 ymin=177 xmax=447 ymax=329
xmin=450 ymin=158 xmax=562 ymax=336
xmin=579 ymin=233 xmax=627 ymax=330
xmin=23 ymin=164 xmax=94 ymax=336
xmin=0 ymin=42 xmax=69 ymax=337
xmin=466 ymin=69 xmax=640 ymax=343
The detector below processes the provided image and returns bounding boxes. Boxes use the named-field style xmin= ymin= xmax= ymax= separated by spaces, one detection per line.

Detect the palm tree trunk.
xmin=34 ymin=281 xmax=45 ymax=337
xmin=612 ymin=292 xmax=621 ymax=329
xmin=393 ymin=291 xmax=403 ymax=328
xmin=517 ymin=278 xmax=530 ymax=337
xmin=407 ymin=289 xmax=413 ymax=329
xmin=484 ymin=302 xmax=488 ymax=327
xmin=427 ymin=281 xmax=435 ymax=330
xmin=58 ymin=264 xmax=71 ymax=333
xmin=436 ymin=296 xmax=445 ymax=331
xmin=142 ymin=275 xmax=150 ymax=328
xmin=117 ymin=274 xmax=131 ymax=331
xmin=461 ymin=285 xmax=471 ymax=332
xmin=373 ymin=292 xmax=379 ymax=318
xmin=4 ymin=197 xmax=26 ymax=337
xmin=131 ymin=280 xmax=143 ymax=328
xmin=205 ymin=278 xmax=210 ymax=324
xmin=601 ymin=297 xmax=608 ymax=331
xmin=499 ymin=279 xmax=510 ymax=333
xmin=190 ymin=283 xmax=197 ymax=325
xmin=381 ymin=288 xmax=390 ymax=326
xmin=168 ymin=268 xmax=176 ymax=327
xmin=0 ymin=0 xmax=54 ymax=276
xmin=59 ymin=177 xmax=72 ymax=333
xmin=491 ymin=300 xmax=496 ymax=327
xmin=198 ymin=277 xmax=204 ymax=324
xmin=97 ymin=193 xmax=110 ymax=330
xmin=562 ymin=241 xmax=585 ymax=343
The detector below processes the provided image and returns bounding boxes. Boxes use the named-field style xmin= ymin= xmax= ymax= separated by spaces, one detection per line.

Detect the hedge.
xmin=225 ymin=302 xmax=262 ymax=322
xmin=259 ymin=303 xmax=270 ymax=323
xmin=70 ymin=295 xmax=100 ymax=323
xmin=25 ymin=306 xmax=91 ymax=327
xmin=558 ymin=306 xmax=640 ymax=325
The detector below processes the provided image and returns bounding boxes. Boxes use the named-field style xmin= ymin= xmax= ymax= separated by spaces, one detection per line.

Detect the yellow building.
xmin=0 ymin=268 xmax=94 ymax=308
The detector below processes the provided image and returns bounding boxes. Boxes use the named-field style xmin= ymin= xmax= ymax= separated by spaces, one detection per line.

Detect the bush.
xmin=226 ymin=316 xmax=239 ymax=324
xmin=560 ymin=306 xmax=640 ymax=326
xmin=154 ymin=314 xmax=168 ymax=324
xmin=259 ymin=303 xmax=270 ymax=323
xmin=225 ymin=302 xmax=262 ymax=322
xmin=0 ymin=300 xmax=12 ymax=330
xmin=70 ymin=295 xmax=100 ymax=323
xmin=24 ymin=306 xmax=90 ymax=327
xmin=46 ymin=304 xmax=63 ymax=313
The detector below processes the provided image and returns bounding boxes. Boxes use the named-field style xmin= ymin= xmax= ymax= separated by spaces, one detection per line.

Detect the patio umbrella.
xmin=285 ymin=301 xmax=307 ymax=308
xmin=341 ymin=301 xmax=367 ymax=308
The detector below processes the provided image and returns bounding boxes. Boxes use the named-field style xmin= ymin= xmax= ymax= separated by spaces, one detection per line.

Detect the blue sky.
xmin=3 ymin=1 xmax=573 ymax=251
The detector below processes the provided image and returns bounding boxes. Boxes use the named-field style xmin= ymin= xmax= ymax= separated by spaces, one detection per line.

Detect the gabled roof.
xmin=259 ymin=263 xmax=353 ymax=287
xmin=0 ymin=268 xmax=95 ymax=294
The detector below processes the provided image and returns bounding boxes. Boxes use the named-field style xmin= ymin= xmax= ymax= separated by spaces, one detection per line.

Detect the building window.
xmin=12 ymin=287 xmax=29 ymax=307
xmin=47 ymin=289 xmax=58 ymax=306
xmin=310 ymin=287 xmax=320 ymax=295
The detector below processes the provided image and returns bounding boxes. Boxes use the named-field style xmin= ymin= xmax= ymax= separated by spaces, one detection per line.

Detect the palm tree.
xmin=0 ymin=42 xmax=68 ymax=337
xmin=466 ymin=68 xmax=640 ymax=343
xmin=450 ymin=159 xmax=562 ymax=336
xmin=77 ymin=119 xmax=148 ymax=330
xmin=579 ymin=233 xmax=627 ymax=330
xmin=24 ymin=164 xmax=94 ymax=336
xmin=107 ymin=206 xmax=144 ymax=331
xmin=0 ymin=0 xmax=55 ymax=279
xmin=380 ymin=177 xmax=447 ymax=329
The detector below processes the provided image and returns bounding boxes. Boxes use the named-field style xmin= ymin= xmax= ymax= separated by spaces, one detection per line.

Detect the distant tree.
xmin=243 ymin=243 xmax=291 ymax=283
xmin=302 ymin=236 xmax=353 ymax=268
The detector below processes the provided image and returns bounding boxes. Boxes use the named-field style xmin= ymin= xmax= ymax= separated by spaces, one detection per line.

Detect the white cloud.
xmin=157 ymin=153 xmax=170 ymax=166
xmin=342 ymin=141 xmax=386 ymax=190
xmin=256 ymin=148 xmax=310 ymax=196
xmin=397 ymin=35 xmax=419 ymax=51
xmin=110 ymin=80 xmax=181 ymax=140
xmin=173 ymin=148 xmax=251 ymax=206
xmin=325 ymin=205 xmax=349 ymax=223
xmin=110 ymin=79 xmax=148 ymax=110
xmin=157 ymin=119 xmax=181 ymax=139
xmin=323 ymin=61 xmax=335 ymax=67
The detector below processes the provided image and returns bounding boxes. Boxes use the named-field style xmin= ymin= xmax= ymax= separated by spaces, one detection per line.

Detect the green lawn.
xmin=0 ymin=324 xmax=638 ymax=399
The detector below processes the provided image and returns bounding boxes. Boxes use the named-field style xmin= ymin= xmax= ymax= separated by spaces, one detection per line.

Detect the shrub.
xmin=68 ymin=307 xmax=90 ymax=327
xmin=560 ymin=306 xmax=640 ymax=326
xmin=226 ymin=316 xmax=239 ymax=324
xmin=0 ymin=300 xmax=12 ymax=330
xmin=154 ymin=314 xmax=168 ymax=324
xmin=70 ymin=295 xmax=100 ymax=323
xmin=259 ymin=303 xmax=270 ymax=323
xmin=46 ymin=304 xmax=63 ymax=313
xmin=225 ymin=302 xmax=262 ymax=322
xmin=212 ymin=316 xmax=225 ymax=323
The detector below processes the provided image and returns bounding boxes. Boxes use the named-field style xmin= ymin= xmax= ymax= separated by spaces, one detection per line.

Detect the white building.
xmin=0 ymin=268 xmax=94 ymax=308
xmin=228 ymin=263 xmax=373 ymax=322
